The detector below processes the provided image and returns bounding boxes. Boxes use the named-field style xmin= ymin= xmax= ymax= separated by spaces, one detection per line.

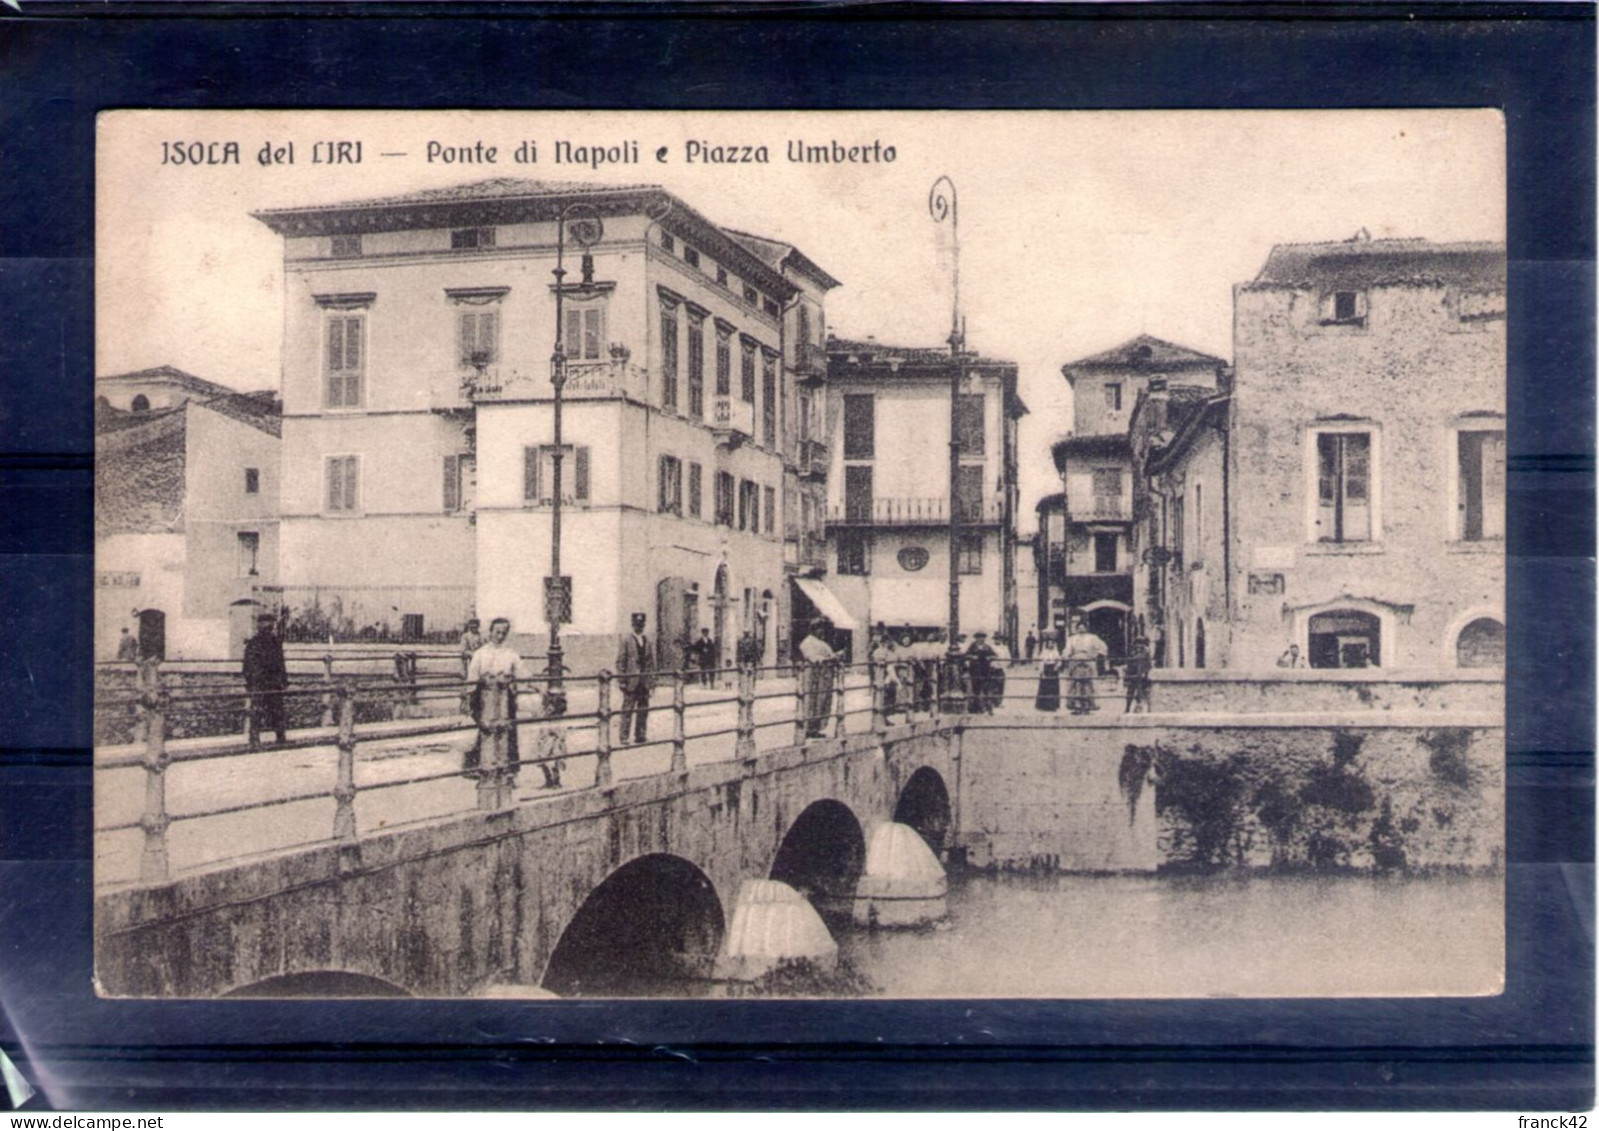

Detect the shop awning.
xmin=792 ymin=577 xmax=860 ymax=631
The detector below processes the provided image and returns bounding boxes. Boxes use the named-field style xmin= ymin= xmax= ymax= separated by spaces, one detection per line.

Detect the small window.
xmin=1093 ymin=532 xmax=1118 ymax=573
xmin=717 ymin=266 xmax=729 ymax=287
xmin=451 ymin=227 xmax=496 ymax=250
xmin=237 ymin=531 xmax=260 ymax=577
xmin=1322 ymin=289 xmax=1368 ymax=326
xmin=714 ymin=472 xmax=736 ymax=526
xmin=1105 ymin=383 xmax=1122 ymax=412
xmin=837 ymin=530 xmax=870 ymax=576
xmin=244 ymin=468 xmax=260 ymax=494
xmin=684 ymin=246 xmax=700 ymax=268
xmin=688 ymin=462 xmax=703 ymax=518
xmin=744 ymin=284 xmax=759 ymax=306
xmin=1456 ymin=617 xmax=1505 ymax=668
xmin=660 ymin=230 xmax=676 ymax=253
xmin=958 ymin=533 xmax=983 ymax=575
xmin=523 ymin=445 xmax=591 ymax=506
xmin=325 ymin=456 xmax=359 ymax=513
xmin=131 ymin=394 xmax=150 ymax=412
xmin=331 ymin=234 xmax=362 ymax=258
xmin=658 ymin=455 xmax=683 ymax=515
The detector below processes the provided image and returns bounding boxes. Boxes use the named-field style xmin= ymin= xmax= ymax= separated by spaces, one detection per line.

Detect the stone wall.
xmin=1147 ymin=670 xmax=1503 ymax=715
xmin=955 ymin=714 xmax=1502 ymax=876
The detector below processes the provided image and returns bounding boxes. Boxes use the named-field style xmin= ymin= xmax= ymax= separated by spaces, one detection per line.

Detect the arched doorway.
xmin=1456 ymin=617 xmax=1505 ymax=668
xmin=770 ymin=799 xmax=867 ymax=918
xmin=1083 ymin=604 xmax=1128 ymax=667
xmin=137 ymin=608 xmax=166 ymax=662
xmin=1308 ymin=609 xmax=1380 ymax=669
xmin=131 ymin=394 xmax=150 ymax=412
xmin=542 ymin=854 xmax=724 ymax=997
xmin=222 ymin=971 xmax=411 ymax=998
xmin=892 ymin=768 xmax=952 ymax=855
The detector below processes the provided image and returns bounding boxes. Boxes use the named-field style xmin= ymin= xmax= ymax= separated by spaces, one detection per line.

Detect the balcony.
xmin=712 ymin=394 xmax=756 ymax=449
xmin=827 ymin=494 xmax=1005 ymax=527
xmin=433 ymin=360 xmax=649 ymax=408
xmin=795 ymin=341 xmax=829 ymax=385
xmin=798 ymin=437 xmax=829 ymax=481
xmin=1066 ymin=495 xmax=1132 ymax=523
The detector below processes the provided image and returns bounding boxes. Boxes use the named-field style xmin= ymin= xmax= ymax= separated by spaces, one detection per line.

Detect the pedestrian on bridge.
xmin=798 ymin=627 xmax=837 ymax=737
xmin=464 ymin=617 xmax=533 ymax=778
xmin=243 ymin=612 xmax=289 ymax=748
xmin=615 ymin=612 xmax=656 ymax=746
xmin=1064 ymin=617 xmax=1109 ymax=716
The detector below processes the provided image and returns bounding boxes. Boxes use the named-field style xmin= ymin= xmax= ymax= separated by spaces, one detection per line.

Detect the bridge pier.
xmin=852 ymin=821 xmax=949 ymax=928
xmin=716 ymin=878 xmax=838 ymax=982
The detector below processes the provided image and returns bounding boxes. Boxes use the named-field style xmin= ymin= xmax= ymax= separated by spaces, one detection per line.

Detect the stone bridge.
xmin=96 ymin=720 xmax=962 ymax=998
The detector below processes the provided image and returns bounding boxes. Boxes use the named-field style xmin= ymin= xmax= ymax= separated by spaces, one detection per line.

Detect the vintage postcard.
xmin=93 ymin=109 xmax=1505 ymax=999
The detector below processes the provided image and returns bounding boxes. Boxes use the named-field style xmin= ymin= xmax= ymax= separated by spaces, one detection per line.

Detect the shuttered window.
xmin=326 ymin=456 xmax=359 ymax=512
xmin=523 ymin=445 xmax=592 ymax=506
xmin=457 ymin=310 xmax=499 ymax=367
xmin=325 ymin=316 xmax=363 ymax=408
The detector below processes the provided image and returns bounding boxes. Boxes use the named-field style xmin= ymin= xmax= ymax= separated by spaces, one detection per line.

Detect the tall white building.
xmin=253 ymin=178 xmax=836 ymax=674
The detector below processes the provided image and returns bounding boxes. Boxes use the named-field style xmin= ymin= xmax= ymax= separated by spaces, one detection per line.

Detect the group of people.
xmin=1031 ymin=618 xmax=1153 ymax=716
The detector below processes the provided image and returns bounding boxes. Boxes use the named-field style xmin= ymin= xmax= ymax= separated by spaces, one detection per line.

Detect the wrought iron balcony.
xmin=1066 ymin=495 xmax=1132 ymax=522
xmin=827 ymin=494 xmax=1004 ymax=527
xmin=436 ymin=360 xmax=649 ymax=407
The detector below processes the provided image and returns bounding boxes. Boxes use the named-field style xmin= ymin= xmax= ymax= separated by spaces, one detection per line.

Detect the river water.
xmin=829 ymin=870 xmax=1503 ymax=999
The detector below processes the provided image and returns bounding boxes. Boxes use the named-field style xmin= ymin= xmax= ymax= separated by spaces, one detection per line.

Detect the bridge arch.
xmin=893 ymin=767 xmax=953 ymax=855
xmin=541 ymin=853 xmax=725 ymax=998
xmin=770 ymin=799 xmax=867 ymax=913
xmin=221 ymin=970 xmax=412 ymax=998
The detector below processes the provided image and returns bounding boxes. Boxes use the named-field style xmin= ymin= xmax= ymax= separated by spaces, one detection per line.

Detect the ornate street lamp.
xmin=546 ymin=203 xmax=604 ymax=711
xmin=929 ymin=176 xmax=968 ymax=702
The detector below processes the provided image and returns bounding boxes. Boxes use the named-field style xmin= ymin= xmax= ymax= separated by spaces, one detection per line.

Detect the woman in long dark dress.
xmin=1034 ymin=632 xmax=1062 ymax=712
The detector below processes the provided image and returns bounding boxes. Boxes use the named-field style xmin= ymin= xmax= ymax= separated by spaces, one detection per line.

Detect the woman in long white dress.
xmin=1063 ymin=618 xmax=1109 ymax=716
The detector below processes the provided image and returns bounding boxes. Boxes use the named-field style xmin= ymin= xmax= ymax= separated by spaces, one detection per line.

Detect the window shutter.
xmin=327 ymin=458 xmax=342 ymax=510
xmin=482 ymin=311 xmax=499 ymax=360
xmin=569 ymin=446 xmax=589 ymax=501
xmin=344 ymin=318 xmax=361 ymax=371
xmin=457 ymin=313 xmax=472 ymax=366
xmin=443 ymin=455 xmax=460 ymax=512
xmin=584 ymin=308 xmax=602 ymax=360
xmin=328 ymin=320 xmax=345 ymax=371
xmin=564 ymin=308 xmax=582 ymax=357
xmin=524 ymin=446 xmax=541 ymax=503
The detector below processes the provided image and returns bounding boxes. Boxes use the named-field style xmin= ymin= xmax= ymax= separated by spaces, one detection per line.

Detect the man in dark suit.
xmin=243 ymin=612 xmax=289 ymax=747
xmin=615 ymin=612 xmax=656 ymax=746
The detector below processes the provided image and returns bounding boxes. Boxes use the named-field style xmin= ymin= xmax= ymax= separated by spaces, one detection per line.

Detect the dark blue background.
xmin=0 ymin=5 xmax=1591 ymax=1111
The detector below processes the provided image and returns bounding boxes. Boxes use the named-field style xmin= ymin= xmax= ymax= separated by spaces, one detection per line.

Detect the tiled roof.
xmin=1063 ymin=334 xmax=1227 ymax=373
xmin=198 ymin=390 xmax=282 ymax=438
xmin=722 ymin=229 xmax=842 ymax=291
xmin=1246 ymin=236 xmax=1506 ymax=291
xmin=96 ymin=365 xmax=239 ymax=402
xmin=827 ymin=336 xmax=1016 ymax=371
xmin=271 ymin=176 xmax=653 ymax=213
xmin=1051 ymin=433 xmax=1131 ymax=462
xmin=96 ymin=410 xmax=186 ymax=536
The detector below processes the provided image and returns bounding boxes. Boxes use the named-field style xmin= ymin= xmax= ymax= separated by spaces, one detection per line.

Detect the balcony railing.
xmin=433 ymin=360 xmax=650 ymax=408
xmin=798 ymin=437 xmax=829 ymax=480
xmin=713 ymin=394 xmax=756 ymax=448
xmin=827 ymin=494 xmax=1005 ymax=526
xmin=1067 ymin=495 xmax=1132 ymax=521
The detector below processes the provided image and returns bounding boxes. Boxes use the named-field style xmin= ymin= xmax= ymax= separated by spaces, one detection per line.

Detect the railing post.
xmin=320 ymin=652 xmax=336 ymax=727
xmin=332 ymin=682 xmax=358 ymax=842
xmin=832 ymin=660 xmax=846 ymax=737
xmin=595 ymin=671 xmax=614 ymax=789
xmin=671 ymin=669 xmax=688 ymax=775
xmin=794 ymin=660 xmax=810 ymax=745
xmin=869 ymin=656 xmax=885 ymax=733
xmin=736 ymin=662 xmax=757 ymax=761
xmin=137 ymin=660 xmax=169 ymax=884
xmin=476 ymin=676 xmax=514 ymax=810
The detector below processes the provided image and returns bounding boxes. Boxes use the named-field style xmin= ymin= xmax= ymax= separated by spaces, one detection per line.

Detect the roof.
xmin=1035 ymin=492 xmax=1066 ymax=514
xmin=95 ymin=410 xmax=187 ymax=536
xmin=96 ymin=365 xmax=239 ymax=401
xmin=828 ymin=336 xmax=1017 ymax=371
xmin=1245 ymin=236 xmax=1506 ymax=291
xmin=253 ymin=177 xmax=799 ymax=301
xmin=200 ymin=390 xmax=282 ymax=438
xmin=1061 ymin=334 xmax=1227 ymax=381
xmin=722 ymin=229 xmax=842 ymax=291
xmin=1049 ymin=432 xmax=1131 ymax=472
xmin=1144 ymin=392 xmax=1230 ymax=477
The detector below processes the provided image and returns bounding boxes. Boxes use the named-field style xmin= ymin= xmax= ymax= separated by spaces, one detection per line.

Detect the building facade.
xmin=1053 ymin=336 xmax=1226 ymax=660
xmin=823 ymin=337 xmax=1026 ymax=652
xmin=95 ymin=369 xmax=281 ymax=659
xmin=254 ymin=178 xmax=835 ymax=674
xmin=1227 ymin=235 xmax=1506 ymax=669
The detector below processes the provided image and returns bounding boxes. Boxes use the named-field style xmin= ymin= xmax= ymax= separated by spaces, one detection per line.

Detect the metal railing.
xmin=827 ymin=494 xmax=1005 ymax=526
xmin=1067 ymin=496 xmax=1131 ymax=521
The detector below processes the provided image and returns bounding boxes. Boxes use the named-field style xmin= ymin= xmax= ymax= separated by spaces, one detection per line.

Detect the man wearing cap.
xmin=1124 ymin=635 xmax=1153 ymax=714
xmin=964 ymin=631 xmax=1001 ymax=714
xmin=615 ymin=612 xmax=656 ymax=746
xmin=243 ymin=612 xmax=289 ymax=747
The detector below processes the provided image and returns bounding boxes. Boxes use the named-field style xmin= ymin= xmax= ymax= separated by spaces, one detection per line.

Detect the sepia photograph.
xmin=92 ymin=109 xmax=1506 ymax=1000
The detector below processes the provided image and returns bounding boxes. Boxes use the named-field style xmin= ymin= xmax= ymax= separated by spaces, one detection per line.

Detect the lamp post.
xmin=929 ymin=176 xmax=966 ymax=701
xmin=547 ymin=204 xmax=604 ymax=710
